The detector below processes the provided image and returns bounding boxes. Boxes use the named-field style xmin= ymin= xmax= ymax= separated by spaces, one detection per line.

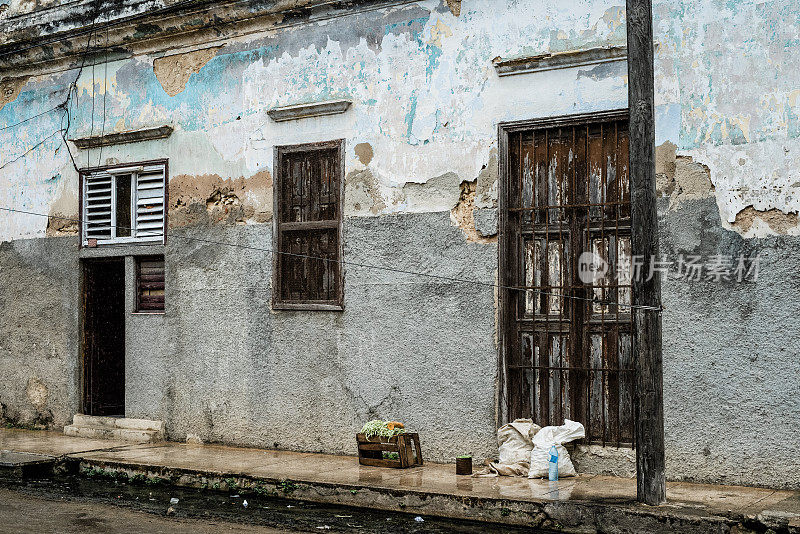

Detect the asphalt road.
xmin=0 ymin=488 xmax=301 ymax=534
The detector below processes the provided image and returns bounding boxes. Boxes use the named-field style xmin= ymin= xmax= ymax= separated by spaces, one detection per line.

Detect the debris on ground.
xmin=528 ymin=419 xmax=585 ymax=478
xmin=473 ymin=418 xmax=538 ymax=477
xmin=473 ymin=418 xmax=586 ymax=478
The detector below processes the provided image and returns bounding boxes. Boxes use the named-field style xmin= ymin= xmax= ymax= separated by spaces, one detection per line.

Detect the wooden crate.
xmin=356 ymin=433 xmax=423 ymax=468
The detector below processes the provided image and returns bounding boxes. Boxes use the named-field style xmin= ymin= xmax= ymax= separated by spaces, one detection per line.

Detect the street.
xmin=0 ymin=488 xmax=298 ymax=534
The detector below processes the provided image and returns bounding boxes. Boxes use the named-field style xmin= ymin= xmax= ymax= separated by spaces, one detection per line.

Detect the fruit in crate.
xmin=360 ymin=420 xmax=406 ymax=439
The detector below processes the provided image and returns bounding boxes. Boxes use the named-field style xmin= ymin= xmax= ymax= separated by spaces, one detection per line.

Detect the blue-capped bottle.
xmin=548 ymin=445 xmax=559 ymax=481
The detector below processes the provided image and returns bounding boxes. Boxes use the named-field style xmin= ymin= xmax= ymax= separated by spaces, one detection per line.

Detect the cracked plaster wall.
xmin=0 ymin=0 xmax=799 ymax=486
xmin=0 ymin=0 xmax=630 ymax=241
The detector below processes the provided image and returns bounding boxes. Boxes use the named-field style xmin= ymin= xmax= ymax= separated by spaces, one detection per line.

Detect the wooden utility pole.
xmin=627 ymin=0 xmax=666 ymax=506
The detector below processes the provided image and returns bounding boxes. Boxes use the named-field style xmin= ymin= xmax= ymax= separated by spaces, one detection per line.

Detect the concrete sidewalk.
xmin=2 ymin=428 xmax=798 ymax=533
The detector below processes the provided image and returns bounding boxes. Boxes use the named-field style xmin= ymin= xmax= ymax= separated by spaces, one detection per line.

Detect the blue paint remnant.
xmin=405 ymin=92 xmax=418 ymax=141
xmin=0 ymin=82 xmax=69 ymax=130
xmin=656 ymin=104 xmax=681 ymax=146
xmin=787 ymin=96 xmax=800 ymax=140
xmin=425 ymin=46 xmax=442 ymax=82
xmin=728 ymin=123 xmax=748 ymax=146
xmin=68 ymin=45 xmax=280 ymax=136
xmin=384 ymin=17 xmax=429 ymax=37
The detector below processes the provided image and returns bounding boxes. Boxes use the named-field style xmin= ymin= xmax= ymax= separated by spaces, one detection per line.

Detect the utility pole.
xmin=627 ymin=0 xmax=666 ymax=506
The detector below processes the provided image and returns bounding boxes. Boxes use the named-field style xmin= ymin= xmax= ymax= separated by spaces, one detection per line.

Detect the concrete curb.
xmin=71 ymin=457 xmax=782 ymax=534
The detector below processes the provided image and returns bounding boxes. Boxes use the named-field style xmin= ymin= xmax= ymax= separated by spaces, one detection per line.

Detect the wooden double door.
xmin=501 ymin=113 xmax=634 ymax=446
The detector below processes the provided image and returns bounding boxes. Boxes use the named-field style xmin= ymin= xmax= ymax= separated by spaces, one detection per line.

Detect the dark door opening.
xmin=82 ymin=259 xmax=126 ymax=416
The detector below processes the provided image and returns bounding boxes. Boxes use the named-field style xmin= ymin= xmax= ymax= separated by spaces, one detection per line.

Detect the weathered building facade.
xmin=1 ymin=0 xmax=798 ymax=489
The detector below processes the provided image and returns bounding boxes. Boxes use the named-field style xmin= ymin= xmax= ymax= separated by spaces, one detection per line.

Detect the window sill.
xmin=79 ymin=243 xmax=165 ymax=259
xmin=131 ymin=311 xmax=165 ymax=315
xmin=272 ymin=302 xmax=344 ymax=312
xmin=82 ymin=237 xmax=164 ymax=247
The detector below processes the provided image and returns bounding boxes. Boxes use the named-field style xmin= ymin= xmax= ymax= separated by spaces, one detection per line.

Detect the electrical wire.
xmin=87 ymin=12 xmax=98 ymax=170
xmin=0 ymin=205 xmax=664 ymax=313
xmin=0 ymin=130 xmax=63 ymax=170
xmin=58 ymin=0 xmax=102 ymax=174
xmin=0 ymin=104 xmax=65 ymax=132
xmin=1 ymin=18 xmax=92 ymax=172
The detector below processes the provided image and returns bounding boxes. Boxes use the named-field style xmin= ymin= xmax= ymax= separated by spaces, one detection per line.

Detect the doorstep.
xmin=63 ymin=414 xmax=165 ymax=443
xmin=1 ymin=428 xmax=798 ymax=533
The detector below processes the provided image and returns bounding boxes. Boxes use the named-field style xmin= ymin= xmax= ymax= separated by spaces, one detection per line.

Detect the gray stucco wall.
xmin=0 ymin=236 xmax=81 ymax=428
xmin=124 ymin=212 xmax=498 ymax=462
xmin=660 ymin=197 xmax=800 ymax=489
xmin=2 ymin=200 xmax=800 ymax=487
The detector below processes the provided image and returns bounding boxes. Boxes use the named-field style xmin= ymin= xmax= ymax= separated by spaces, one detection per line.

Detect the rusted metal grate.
xmin=274 ymin=141 xmax=344 ymax=310
xmin=136 ymin=256 xmax=165 ymax=312
xmin=503 ymin=116 xmax=633 ymax=447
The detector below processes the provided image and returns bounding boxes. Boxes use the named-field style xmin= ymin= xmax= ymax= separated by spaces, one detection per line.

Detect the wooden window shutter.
xmin=134 ymin=164 xmax=166 ymax=240
xmin=83 ymin=172 xmax=113 ymax=241
xmin=273 ymin=141 xmax=344 ymax=310
xmin=136 ymin=256 xmax=165 ymax=312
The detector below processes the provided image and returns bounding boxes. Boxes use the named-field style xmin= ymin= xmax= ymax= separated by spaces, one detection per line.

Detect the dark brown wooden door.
xmin=503 ymin=116 xmax=634 ymax=446
xmin=83 ymin=259 xmax=125 ymax=416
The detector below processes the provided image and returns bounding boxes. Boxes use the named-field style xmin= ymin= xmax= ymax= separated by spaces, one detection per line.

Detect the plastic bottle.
xmin=548 ymin=445 xmax=559 ymax=481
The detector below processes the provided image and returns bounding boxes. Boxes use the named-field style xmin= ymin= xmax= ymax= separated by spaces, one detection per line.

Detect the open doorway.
xmin=82 ymin=259 xmax=125 ymax=416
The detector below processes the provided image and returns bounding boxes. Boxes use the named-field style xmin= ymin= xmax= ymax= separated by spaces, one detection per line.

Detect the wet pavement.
xmin=2 ymin=428 xmax=799 ymax=532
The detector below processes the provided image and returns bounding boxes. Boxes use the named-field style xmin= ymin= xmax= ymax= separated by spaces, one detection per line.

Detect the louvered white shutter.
xmin=83 ymin=172 xmax=113 ymax=242
xmin=134 ymin=164 xmax=165 ymax=241
xmin=82 ymin=163 xmax=166 ymax=245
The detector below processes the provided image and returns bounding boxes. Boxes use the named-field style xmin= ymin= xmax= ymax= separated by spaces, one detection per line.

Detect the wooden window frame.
xmin=79 ymin=159 xmax=168 ymax=247
xmin=134 ymin=255 xmax=166 ymax=313
xmin=496 ymin=109 xmax=633 ymax=428
xmin=272 ymin=140 xmax=345 ymax=311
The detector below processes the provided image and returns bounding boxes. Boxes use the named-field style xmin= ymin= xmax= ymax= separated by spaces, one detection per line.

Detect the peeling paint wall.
xmin=0 ymin=0 xmax=799 ymax=487
xmin=651 ymin=0 xmax=800 ymax=489
xmin=1 ymin=0 xmax=630 ymax=241
xmin=653 ymin=0 xmax=800 ymax=237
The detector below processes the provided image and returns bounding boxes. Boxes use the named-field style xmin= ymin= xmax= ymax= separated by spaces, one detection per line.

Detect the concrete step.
xmin=64 ymin=414 xmax=165 ymax=443
xmin=71 ymin=414 xmax=164 ymax=433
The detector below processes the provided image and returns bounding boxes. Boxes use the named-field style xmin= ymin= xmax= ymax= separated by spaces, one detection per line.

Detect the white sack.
xmin=474 ymin=418 xmax=542 ymax=477
xmin=498 ymin=418 xmax=540 ymax=465
xmin=528 ymin=419 xmax=585 ymax=479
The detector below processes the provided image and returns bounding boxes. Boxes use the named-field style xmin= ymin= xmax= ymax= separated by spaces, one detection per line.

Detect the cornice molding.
xmin=267 ymin=100 xmax=352 ymax=122
xmin=71 ymin=125 xmax=173 ymax=149
xmin=492 ymin=46 xmax=627 ymax=77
